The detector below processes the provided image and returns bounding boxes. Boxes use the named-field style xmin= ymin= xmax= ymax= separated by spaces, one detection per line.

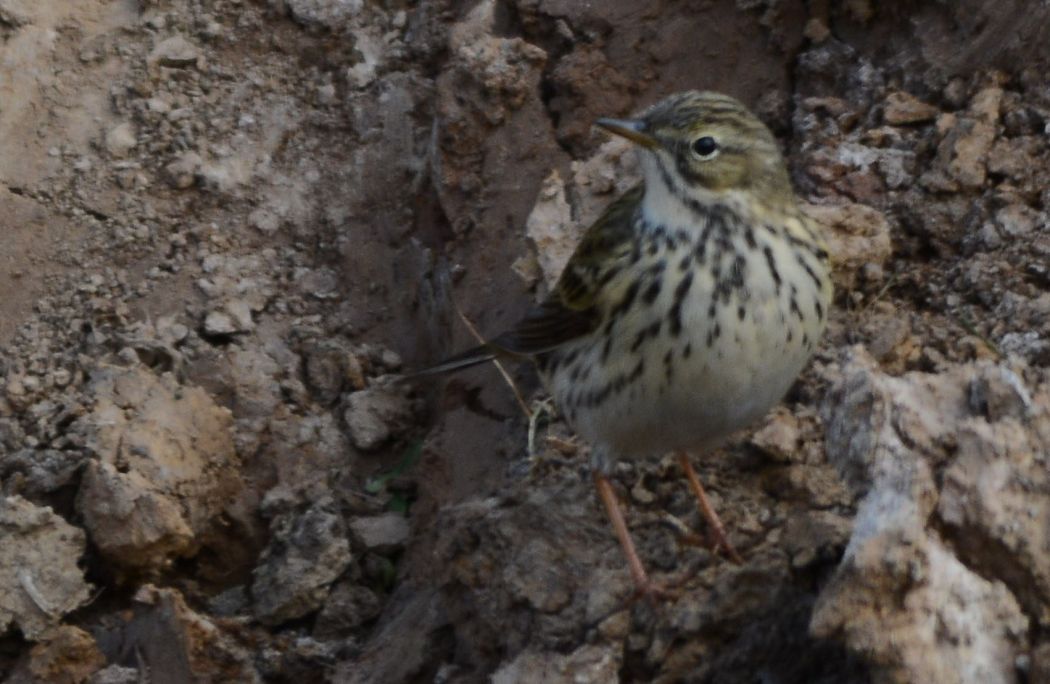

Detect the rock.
xmin=0 ymin=0 xmax=32 ymax=27
xmin=446 ymin=2 xmax=546 ymax=115
xmin=148 ymin=35 xmax=200 ymax=68
xmin=995 ymin=204 xmax=1038 ymax=236
xmin=0 ymin=496 xmax=93 ymax=639
xmin=5 ymin=374 xmax=29 ymax=407
xmin=256 ymin=412 xmax=354 ymax=512
xmin=854 ymin=305 xmax=919 ymax=372
xmin=781 ymin=511 xmax=853 ymax=570
xmin=251 ymin=501 xmax=353 ymax=625
xmin=433 ymin=0 xmax=551 ymax=232
xmin=842 ymin=171 xmax=884 ymax=205
xmin=249 ymin=207 xmax=281 ymax=234
xmin=568 ymin=138 xmax=640 ymax=227
xmin=197 ymin=159 xmax=246 ymax=194
xmin=256 ymin=635 xmax=338 ymax=680
xmin=415 ymin=488 xmax=607 ymax=666
xmin=970 ymin=85 xmax=1003 ymax=123
xmin=986 ymin=137 xmax=1042 ymax=179
xmin=523 ymin=170 xmax=574 ymax=292
xmin=630 ymin=477 xmax=656 ymax=504
xmin=750 ymin=408 xmax=801 ymax=462
xmin=314 ymin=581 xmax=383 ymax=637
xmin=814 ymin=349 xmax=1039 ymax=682
xmin=73 ymin=366 xmax=240 ymax=572
xmin=202 ymin=310 xmax=235 ymax=336
xmin=198 ymin=15 xmax=222 ymax=40
xmin=117 ymin=585 xmax=259 ymax=681
xmin=349 ymin=513 xmax=410 ymax=553
xmin=87 ymin=665 xmax=139 ymax=684
xmin=978 ymin=222 xmax=1003 ymax=249
xmin=104 ymin=122 xmax=137 ymax=157
xmin=999 ymin=331 xmax=1050 ymax=367
xmin=547 ymin=43 xmax=634 ymax=149
xmin=208 ymin=585 xmax=250 ymax=617
xmin=298 ymin=266 xmax=341 ymax=301
xmin=342 ymin=385 xmax=415 ymax=451
xmin=285 ymin=0 xmax=363 ymax=28
xmin=377 ymin=348 xmax=402 ymax=371
xmin=346 ymin=24 xmax=385 ymax=89
xmin=333 ymin=588 xmax=448 ymax=684
xmin=304 ymin=342 xmax=364 ymax=405
xmin=803 ymin=17 xmax=831 ymax=43
xmin=927 ymin=86 xmax=1002 ymax=191
xmin=0 ymin=447 xmax=87 ymax=498
xmin=24 ymin=626 xmax=106 ymax=684
xmin=765 ymin=461 xmax=853 ymax=509
xmin=146 ymin=96 xmax=171 ymax=114
xmin=491 ymin=644 xmax=622 ymax=684
xmin=193 ymin=254 xmax=273 ymax=315
xmin=874 ymin=148 xmax=916 ymax=189
xmin=520 ymin=139 xmax=640 ymax=293
xmin=801 ymin=201 xmax=893 ymax=291
xmin=225 ymin=348 xmax=283 ymax=418
xmin=883 ymin=91 xmax=939 ymax=125
xmin=813 ymin=535 xmax=1028 ymax=684
xmin=226 ymin=299 xmax=255 ymax=330
xmin=78 ymin=460 xmax=196 ymax=570
xmin=164 ymin=151 xmax=202 ymax=189
xmin=968 ymin=363 xmax=1034 ymax=421
xmin=939 ymin=366 xmax=1050 ymax=624
xmin=947 ymin=120 xmax=997 ymax=189
xmin=316 ymin=81 xmax=337 ymax=105
xmin=582 ymin=568 xmax=631 ymax=639
xmin=503 ymin=536 xmax=575 ymax=613
xmin=203 ymin=301 xmax=254 ymax=336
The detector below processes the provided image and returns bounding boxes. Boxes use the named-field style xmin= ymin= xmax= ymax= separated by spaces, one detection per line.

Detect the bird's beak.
xmin=595 ymin=118 xmax=658 ymax=149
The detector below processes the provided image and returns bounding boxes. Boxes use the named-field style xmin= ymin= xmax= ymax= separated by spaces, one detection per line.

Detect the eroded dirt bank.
xmin=1 ymin=1 xmax=1049 ymax=682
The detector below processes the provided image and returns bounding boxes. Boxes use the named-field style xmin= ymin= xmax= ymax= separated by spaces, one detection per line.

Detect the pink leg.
xmin=677 ymin=451 xmax=743 ymax=564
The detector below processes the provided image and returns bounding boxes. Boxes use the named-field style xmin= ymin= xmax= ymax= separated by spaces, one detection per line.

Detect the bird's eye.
xmin=691 ymin=136 xmax=719 ymax=159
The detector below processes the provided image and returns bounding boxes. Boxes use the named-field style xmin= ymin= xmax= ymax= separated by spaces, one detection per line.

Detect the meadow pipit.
xmin=427 ymin=91 xmax=832 ymax=596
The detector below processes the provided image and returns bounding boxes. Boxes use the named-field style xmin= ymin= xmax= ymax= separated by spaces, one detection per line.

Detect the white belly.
xmin=545 ymin=235 xmax=827 ymax=461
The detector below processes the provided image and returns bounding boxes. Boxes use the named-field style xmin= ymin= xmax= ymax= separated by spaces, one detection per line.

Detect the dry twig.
xmin=455 ymin=305 xmax=532 ymax=419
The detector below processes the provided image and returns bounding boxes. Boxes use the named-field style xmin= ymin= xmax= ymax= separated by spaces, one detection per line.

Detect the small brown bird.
xmin=426 ymin=91 xmax=832 ymax=596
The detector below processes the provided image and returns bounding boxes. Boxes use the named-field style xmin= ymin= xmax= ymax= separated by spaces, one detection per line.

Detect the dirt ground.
xmin=2 ymin=1 xmax=1049 ymax=682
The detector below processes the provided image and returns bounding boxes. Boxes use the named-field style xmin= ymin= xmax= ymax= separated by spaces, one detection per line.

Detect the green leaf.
xmin=364 ymin=439 xmax=424 ymax=494
xmin=388 ymin=494 xmax=410 ymax=515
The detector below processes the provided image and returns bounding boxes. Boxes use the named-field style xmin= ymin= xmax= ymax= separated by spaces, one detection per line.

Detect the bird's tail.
xmin=411 ymin=345 xmax=497 ymax=377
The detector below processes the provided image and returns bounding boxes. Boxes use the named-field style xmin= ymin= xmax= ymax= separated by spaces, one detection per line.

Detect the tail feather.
xmin=412 ymin=345 xmax=497 ymax=377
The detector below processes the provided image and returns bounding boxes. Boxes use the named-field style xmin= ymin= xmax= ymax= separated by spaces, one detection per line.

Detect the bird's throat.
xmin=639 ymin=169 xmax=754 ymax=239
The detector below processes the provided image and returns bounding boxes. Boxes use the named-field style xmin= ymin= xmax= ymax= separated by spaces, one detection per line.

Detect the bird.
xmin=423 ymin=90 xmax=833 ymax=597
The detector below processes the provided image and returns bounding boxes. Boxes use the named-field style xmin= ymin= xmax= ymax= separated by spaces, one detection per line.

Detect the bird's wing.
xmin=414 ymin=184 xmax=641 ymax=375
xmin=488 ymin=183 xmax=642 ymax=356
xmin=486 ymin=298 xmax=599 ymax=356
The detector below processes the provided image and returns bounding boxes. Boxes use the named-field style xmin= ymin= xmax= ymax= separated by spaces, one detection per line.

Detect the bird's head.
xmin=597 ymin=91 xmax=792 ymax=210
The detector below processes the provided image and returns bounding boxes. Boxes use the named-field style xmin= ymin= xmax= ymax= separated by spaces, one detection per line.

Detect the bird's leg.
xmin=676 ymin=451 xmax=744 ymax=565
xmin=593 ymin=470 xmax=666 ymax=600
xmin=593 ymin=470 xmax=649 ymax=589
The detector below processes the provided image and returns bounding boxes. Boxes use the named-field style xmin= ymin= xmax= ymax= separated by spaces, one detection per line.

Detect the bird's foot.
xmin=627 ymin=578 xmax=680 ymax=606
xmin=706 ymin=526 xmax=744 ymax=565
xmin=677 ymin=451 xmax=744 ymax=565
xmin=660 ymin=509 xmax=743 ymax=565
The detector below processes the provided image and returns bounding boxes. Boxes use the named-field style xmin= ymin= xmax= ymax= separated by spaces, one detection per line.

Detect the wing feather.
xmin=488 ymin=184 xmax=641 ymax=356
xmin=417 ymin=184 xmax=641 ymax=374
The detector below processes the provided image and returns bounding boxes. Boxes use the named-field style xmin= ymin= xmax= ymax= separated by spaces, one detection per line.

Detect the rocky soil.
xmin=1 ymin=1 xmax=1049 ymax=682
